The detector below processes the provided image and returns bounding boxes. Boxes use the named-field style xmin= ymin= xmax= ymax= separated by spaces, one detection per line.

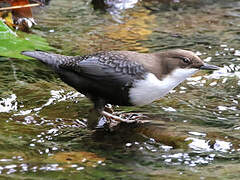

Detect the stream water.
xmin=1 ymin=0 xmax=240 ymax=179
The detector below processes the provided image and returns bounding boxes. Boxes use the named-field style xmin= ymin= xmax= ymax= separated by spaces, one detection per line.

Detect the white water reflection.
xmin=10 ymin=89 xmax=84 ymax=116
xmin=187 ymin=137 xmax=232 ymax=153
xmin=205 ymin=65 xmax=240 ymax=80
xmin=186 ymin=137 xmax=212 ymax=152
xmin=0 ymin=94 xmax=17 ymax=113
xmin=214 ymin=140 xmax=232 ymax=152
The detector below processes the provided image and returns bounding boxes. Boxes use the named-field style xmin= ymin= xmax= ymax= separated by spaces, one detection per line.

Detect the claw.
xmin=101 ymin=111 xmax=150 ymax=124
xmin=101 ymin=110 xmax=137 ymax=123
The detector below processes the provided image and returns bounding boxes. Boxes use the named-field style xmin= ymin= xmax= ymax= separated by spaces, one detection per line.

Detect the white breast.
xmin=129 ymin=68 xmax=198 ymax=106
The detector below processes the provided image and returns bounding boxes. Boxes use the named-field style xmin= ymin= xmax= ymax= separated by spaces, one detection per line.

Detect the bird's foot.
xmin=94 ymin=110 xmax=150 ymax=131
xmin=101 ymin=111 xmax=138 ymax=123
xmin=101 ymin=111 xmax=150 ymax=125
xmin=102 ymin=104 xmax=149 ymax=123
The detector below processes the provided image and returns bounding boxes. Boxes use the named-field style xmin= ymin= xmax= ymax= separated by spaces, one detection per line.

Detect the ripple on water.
xmin=1 ymin=0 xmax=240 ymax=178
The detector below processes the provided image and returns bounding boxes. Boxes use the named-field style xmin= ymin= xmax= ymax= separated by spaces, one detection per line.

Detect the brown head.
xmin=152 ymin=49 xmax=219 ymax=79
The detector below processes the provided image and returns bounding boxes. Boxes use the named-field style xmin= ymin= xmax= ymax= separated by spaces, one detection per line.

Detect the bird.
xmin=21 ymin=49 xmax=219 ymax=125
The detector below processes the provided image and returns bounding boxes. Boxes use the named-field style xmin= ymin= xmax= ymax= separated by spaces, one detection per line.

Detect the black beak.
xmin=200 ymin=63 xmax=220 ymax=70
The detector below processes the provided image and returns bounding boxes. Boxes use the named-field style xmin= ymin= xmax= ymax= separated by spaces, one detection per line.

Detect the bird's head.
xmin=157 ymin=49 xmax=219 ymax=80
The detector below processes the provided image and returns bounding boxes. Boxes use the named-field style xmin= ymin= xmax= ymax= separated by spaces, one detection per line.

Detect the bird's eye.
xmin=180 ymin=57 xmax=191 ymax=64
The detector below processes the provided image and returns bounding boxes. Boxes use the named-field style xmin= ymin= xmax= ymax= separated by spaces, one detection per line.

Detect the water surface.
xmin=1 ymin=0 xmax=240 ymax=179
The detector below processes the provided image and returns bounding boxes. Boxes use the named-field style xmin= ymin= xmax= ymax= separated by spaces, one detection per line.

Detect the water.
xmin=1 ymin=0 xmax=240 ymax=179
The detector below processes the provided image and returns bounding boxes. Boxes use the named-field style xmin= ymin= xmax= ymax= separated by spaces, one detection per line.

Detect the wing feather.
xmin=58 ymin=52 xmax=147 ymax=86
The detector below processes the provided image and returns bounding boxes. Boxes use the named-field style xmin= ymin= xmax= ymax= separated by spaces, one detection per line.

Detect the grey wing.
xmin=58 ymin=53 xmax=147 ymax=86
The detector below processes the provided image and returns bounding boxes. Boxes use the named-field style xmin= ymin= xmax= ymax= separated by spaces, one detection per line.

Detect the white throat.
xmin=129 ymin=68 xmax=198 ymax=106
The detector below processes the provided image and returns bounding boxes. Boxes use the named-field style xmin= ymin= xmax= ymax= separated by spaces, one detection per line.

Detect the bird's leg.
xmin=87 ymin=108 xmax=102 ymax=129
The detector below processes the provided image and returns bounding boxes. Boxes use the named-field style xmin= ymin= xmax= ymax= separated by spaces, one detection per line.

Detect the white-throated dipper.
xmin=21 ymin=49 xmax=219 ymax=123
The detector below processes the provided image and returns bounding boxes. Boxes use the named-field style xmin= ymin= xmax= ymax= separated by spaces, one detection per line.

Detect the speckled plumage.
xmin=60 ymin=52 xmax=147 ymax=78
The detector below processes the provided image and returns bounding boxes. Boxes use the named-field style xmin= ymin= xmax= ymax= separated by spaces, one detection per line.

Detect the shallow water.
xmin=1 ymin=0 xmax=240 ymax=179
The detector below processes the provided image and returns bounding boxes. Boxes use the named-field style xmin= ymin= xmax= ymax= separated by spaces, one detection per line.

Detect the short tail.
xmin=21 ymin=51 xmax=70 ymax=68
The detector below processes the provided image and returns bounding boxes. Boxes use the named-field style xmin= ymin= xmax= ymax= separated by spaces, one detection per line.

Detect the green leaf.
xmin=0 ymin=20 xmax=54 ymax=59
